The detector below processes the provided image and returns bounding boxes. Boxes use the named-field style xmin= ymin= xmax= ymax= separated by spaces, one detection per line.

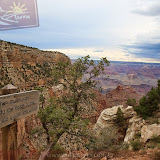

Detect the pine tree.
xmin=38 ymin=55 xmax=109 ymax=148
xmin=116 ymin=107 xmax=125 ymax=127
xmin=134 ymin=80 xmax=160 ymax=118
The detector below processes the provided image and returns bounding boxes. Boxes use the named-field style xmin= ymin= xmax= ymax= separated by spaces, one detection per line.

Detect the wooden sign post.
xmin=2 ymin=84 xmax=18 ymax=160
xmin=0 ymin=84 xmax=39 ymax=160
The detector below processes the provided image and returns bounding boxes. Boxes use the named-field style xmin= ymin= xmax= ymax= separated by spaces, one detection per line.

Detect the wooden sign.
xmin=0 ymin=0 xmax=39 ymax=30
xmin=0 ymin=90 xmax=39 ymax=128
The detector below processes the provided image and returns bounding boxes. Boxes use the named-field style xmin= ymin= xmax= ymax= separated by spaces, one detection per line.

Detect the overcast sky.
xmin=0 ymin=0 xmax=160 ymax=63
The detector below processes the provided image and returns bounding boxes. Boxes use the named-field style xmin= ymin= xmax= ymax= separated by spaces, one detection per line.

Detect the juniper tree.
xmin=116 ymin=107 xmax=125 ymax=127
xmin=126 ymin=98 xmax=136 ymax=107
xmin=134 ymin=80 xmax=160 ymax=118
xmin=38 ymin=55 xmax=109 ymax=148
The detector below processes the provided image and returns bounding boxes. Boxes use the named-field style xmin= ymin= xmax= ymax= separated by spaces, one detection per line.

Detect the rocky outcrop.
xmin=94 ymin=105 xmax=124 ymax=134
xmin=127 ymin=73 xmax=138 ymax=80
xmin=91 ymin=85 xmax=142 ymax=122
xmin=105 ymin=85 xmax=141 ymax=108
xmin=94 ymin=105 xmax=140 ymax=133
xmin=123 ymin=106 xmax=136 ymax=119
xmin=94 ymin=105 xmax=147 ymax=146
xmin=0 ymin=40 xmax=70 ymax=160
xmin=123 ymin=106 xmax=145 ymax=144
xmin=140 ymin=124 xmax=160 ymax=143
xmin=124 ymin=116 xmax=145 ymax=144
xmin=0 ymin=40 xmax=69 ymax=90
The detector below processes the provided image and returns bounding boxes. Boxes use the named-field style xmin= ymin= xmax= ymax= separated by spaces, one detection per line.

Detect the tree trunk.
xmin=42 ymin=122 xmax=50 ymax=144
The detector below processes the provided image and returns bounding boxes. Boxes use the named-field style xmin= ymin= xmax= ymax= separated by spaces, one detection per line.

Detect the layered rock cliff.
xmin=0 ymin=40 xmax=69 ymax=90
xmin=87 ymin=85 xmax=143 ymax=123
xmin=0 ymin=40 xmax=70 ymax=159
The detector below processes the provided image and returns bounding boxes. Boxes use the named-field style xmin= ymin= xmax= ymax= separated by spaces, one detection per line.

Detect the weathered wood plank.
xmin=1 ymin=84 xmax=18 ymax=160
xmin=0 ymin=90 xmax=39 ymax=129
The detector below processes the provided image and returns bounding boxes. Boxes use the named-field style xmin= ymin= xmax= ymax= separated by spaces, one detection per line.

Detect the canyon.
xmin=81 ymin=60 xmax=160 ymax=96
xmin=0 ymin=41 xmax=159 ymax=160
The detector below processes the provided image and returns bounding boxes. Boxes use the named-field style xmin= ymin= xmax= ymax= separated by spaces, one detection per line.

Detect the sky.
xmin=0 ymin=0 xmax=160 ymax=63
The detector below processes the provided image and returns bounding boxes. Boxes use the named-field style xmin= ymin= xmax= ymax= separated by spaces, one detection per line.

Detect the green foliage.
xmin=127 ymin=98 xmax=136 ymax=107
xmin=30 ymin=127 xmax=44 ymax=135
xmin=40 ymin=94 xmax=45 ymax=103
xmin=150 ymin=136 xmax=160 ymax=144
xmin=34 ymin=87 xmax=43 ymax=93
xmin=116 ymin=107 xmax=125 ymax=127
xmin=86 ymin=127 xmax=119 ymax=151
xmin=134 ymin=80 xmax=160 ymax=119
xmin=51 ymin=143 xmax=64 ymax=152
xmin=146 ymin=136 xmax=160 ymax=149
xmin=131 ymin=139 xmax=141 ymax=151
xmin=120 ymin=143 xmax=129 ymax=150
xmin=38 ymin=55 xmax=109 ymax=147
xmin=135 ymin=132 xmax=141 ymax=139
xmin=38 ymin=102 xmax=73 ymax=138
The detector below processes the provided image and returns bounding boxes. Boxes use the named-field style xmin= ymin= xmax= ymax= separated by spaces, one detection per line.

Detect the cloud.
xmin=46 ymin=47 xmax=160 ymax=63
xmin=124 ymin=43 xmax=160 ymax=59
xmin=0 ymin=0 xmax=160 ymax=63
xmin=133 ymin=5 xmax=160 ymax=16
xmin=93 ymin=50 xmax=104 ymax=52
xmin=132 ymin=0 xmax=160 ymax=16
xmin=0 ymin=0 xmax=139 ymax=49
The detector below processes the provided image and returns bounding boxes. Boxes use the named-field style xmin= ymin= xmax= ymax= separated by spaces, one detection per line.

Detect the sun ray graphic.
xmin=8 ymin=2 xmax=27 ymax=14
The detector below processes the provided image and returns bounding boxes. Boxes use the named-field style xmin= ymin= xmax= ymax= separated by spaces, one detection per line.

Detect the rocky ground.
xmin=45 ymin=149 xmax=158 ymax=160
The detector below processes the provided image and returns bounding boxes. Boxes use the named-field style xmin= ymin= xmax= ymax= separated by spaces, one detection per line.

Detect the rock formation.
xmin=94 ymin=105 xmax=124 ymax=134
xmin=89 ymin=85 xmax=142 ymax=123
xmin=0 ymin=40 xmax=69 ymax=90
xmin=94 ymin=103 xmax=160 ymax=152
xmin=124 ymin=116 xmax=145 ymax=144
xmin=105 ymin=85 xmax=141 ymax=108
xmin=0 ymin=40 xmax=70 ymax=159
xmin=127 ymin=73 xmax=138 ymax=80
xmin=86 ymin=61 xmax=160 ymax=95
xmin=141 ymin=124 xmax=160 ymax=143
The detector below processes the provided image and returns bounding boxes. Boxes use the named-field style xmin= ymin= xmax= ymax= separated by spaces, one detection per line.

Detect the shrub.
xmin=131 ymin=139 xmax=141 ymax=151
xmin=49 ymin=143 xmax=65 ymax=159
xmin=51 ymin=143 xmax=64 ymax=152
xmin=87 ymin=127 xmax=119 ymax=151
xmin=30 ymin=127 xmax=44 ymax=135
xmin=151 ymin=136 xmax=160 ymax=144
xmin=134 ymin=80 xmax=160 ymax=119
xmin=146 ymin=136 xmax=160 ymax=149
xmin=116 ymin=107 xmax=125 ymax=127
xmin=127 ymin=98 xmax=136 ymax=107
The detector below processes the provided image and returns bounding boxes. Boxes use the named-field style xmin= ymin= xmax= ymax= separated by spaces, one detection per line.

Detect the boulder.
xmin=94 ymin=105 xmax=137 ymax=134
xmin=123 ymin=106 xmax=137 ymax=119
xmin=140 ymin=124 xmax=160 ymax=143
xmin=94 ymin=105 xmax=124 ymax=134
xmin=52 ymin=84 xmax=63 ymax=93
xmin=94 ymin=105 xmax=146 ymax=145
xmin=123 ymin=106 xmax=145 ymax=144
xmin=124 ymin=116 xmax=145 ymax=144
